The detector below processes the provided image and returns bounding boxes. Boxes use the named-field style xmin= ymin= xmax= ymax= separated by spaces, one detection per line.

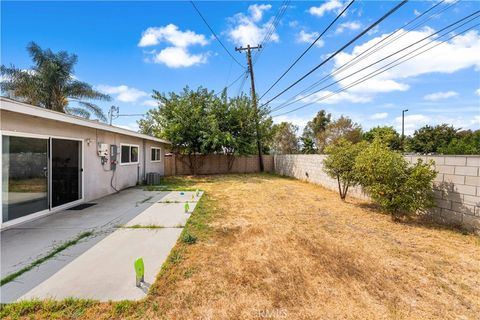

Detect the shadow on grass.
xmin=355 ymin=202 xmax=471 ymax=235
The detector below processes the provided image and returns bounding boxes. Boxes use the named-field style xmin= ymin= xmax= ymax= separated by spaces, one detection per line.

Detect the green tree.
xmin=271 ymin=122 xmax=299 ymax=154
xmin=209 ymin=93 xmax=259 ymax=170
xmin=406 ymin=124 xmax=457 ymax=154
xmin=302 ymin=110 xmax=331 ymax=138
xmin=317 ymin=115 xmax=362 ymax=152
xmin=323 ymin=139 xmax=367 ymax=200
xmin=363 ymin=126 xmax=401 ymax=150
xmin=437 ymin=130 xmax=480 ymax=155
xmin=138 ymin=87 xmax=274 ymax=173
xmin=1 ymin=42 xmax=109 ymax=121
xmin=138 ymin=86 xmax=216 ymax=174
xmin=354 ymin=141 xmax=436 ymax=219
xmin=301 ymin=136 xmax=316 ymax=154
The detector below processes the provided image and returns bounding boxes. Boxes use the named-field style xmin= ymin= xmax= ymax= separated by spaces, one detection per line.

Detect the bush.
xmin=323 ymin=139 xmax=367 ymax=200
xmin=354 ymin=140 xmax=436 ymax=219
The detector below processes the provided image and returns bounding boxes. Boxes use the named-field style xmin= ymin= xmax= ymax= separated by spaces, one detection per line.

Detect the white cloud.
xmin=309 ymin=0 xmax=344 ymax=17
xmin=226 ymin=4 xmax=279 ymax=46
xmin=296 ymin=30 xmax=324 ymax=47
xmin=273 ymin=114 xmax=311 ymax=130
xmin=138 ymin=24 xmax=209 ymax=68
xmin=476 ymin=88 xmax=480 ymax=96
xmin=330 ymin=29 xmax=480 ymax=99
xmin=413 ymin=9 xmax=421 ymax=17
xmin=96 ymin=85 xmax=148 ymax=103
xmin=142 ymin=100 xmax=159 ymax=107
xmin=423 ymin=91 xmax=459 ymax=101
xmin=393 ymin=114 xmax=430 ymax=135
xmin=289 ymin=20 xmax=299 ymax=28
xmin=300 ymin=90 xmax=371 ymax=105
xmin=335 ymin=21 xmax=361 ymax=34
xmin=370 ymin=112 xmax=388 ymax=120
xmin=393 ymin=113 xmax=480 ymax=136
xmin=138 ymin=24 xmax=208 ymax=48
xmin=154 ymin=47 xmax=207 ymax=68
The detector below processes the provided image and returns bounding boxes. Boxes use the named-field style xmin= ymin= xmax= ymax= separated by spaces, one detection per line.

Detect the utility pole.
xmin=236 ymin=44 xmax=264 ymax=172
xmin=401 ymin=108 xmax=408 ymax=150
xmin=109 ymin=106 xmax=119 ymax=125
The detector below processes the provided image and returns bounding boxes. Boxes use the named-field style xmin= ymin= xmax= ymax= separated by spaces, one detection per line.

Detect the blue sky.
xmin=2 ymin=0 xmax=479 ymax=135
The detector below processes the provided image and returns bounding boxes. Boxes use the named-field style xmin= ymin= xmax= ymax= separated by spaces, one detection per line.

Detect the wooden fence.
xmin=164 ymin=154 xmax=274 ymax=176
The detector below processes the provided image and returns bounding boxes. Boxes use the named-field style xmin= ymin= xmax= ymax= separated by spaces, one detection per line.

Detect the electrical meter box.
xmin=110 ymin=144 xmax=118 ymax=171
xmin=97 ymin=143 xmax=109 ymax=157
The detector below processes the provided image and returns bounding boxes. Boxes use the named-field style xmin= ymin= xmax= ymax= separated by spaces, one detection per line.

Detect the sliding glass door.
xmin=2 ymin=135 xmax=83 ymax=223
xmin=51 ymin=138 xmax=82 ymax=208
xmin=2 ymin=136 xmax=49 ymax=222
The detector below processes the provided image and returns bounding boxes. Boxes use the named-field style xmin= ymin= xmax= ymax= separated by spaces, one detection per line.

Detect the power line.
xmin=259 ymin=0 xmax=356 ymax=101
xmin=271 ymin=3 xmax=472 ymax=114
xmin=252 ymin=0 xmax=289 ymax=66
xmin=270 ymin=0 xmax=453 ymax=112
xmin=261 ymin=0 xmax=409 ymax=108
xmin=273 ymin=19 xmax=480 ymax=117
xmin=190 ymin=1 xmax=245 ymax=69
xmin=213 ymin=70 xmax=248 ymax=97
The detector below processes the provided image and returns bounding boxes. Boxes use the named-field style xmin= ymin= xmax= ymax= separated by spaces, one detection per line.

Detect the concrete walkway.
xmin=1 ymin=189 xmax=202 ymax=303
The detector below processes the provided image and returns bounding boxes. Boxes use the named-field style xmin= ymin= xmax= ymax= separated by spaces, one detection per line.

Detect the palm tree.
xmin=1 ymin=42 xmax=110 ymax=121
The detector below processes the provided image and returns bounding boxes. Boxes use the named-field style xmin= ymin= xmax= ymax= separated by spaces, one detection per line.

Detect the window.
xmin=120 ymin=144 xmax=139 ymax=164
xmin=151 ymin=147 xmax=162 ymax=162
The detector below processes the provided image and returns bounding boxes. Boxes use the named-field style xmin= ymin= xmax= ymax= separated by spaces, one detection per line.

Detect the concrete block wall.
xmin=274 ymin=154 xmax=480 ymax=233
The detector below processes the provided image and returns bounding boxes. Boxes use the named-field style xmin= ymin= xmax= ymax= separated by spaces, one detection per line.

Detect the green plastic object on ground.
xmin=184 ymin=202 xmax=190 ymax=213
xmin=134 ymin=257 xmax=144 ymax=287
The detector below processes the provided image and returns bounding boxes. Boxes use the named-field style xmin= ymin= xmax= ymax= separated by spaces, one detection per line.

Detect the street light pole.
xmin=402 ymin=109 xmax=408 ymax=146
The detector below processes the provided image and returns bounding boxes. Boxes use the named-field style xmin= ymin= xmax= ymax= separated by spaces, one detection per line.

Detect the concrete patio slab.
xmin=1 ymin=188 xmax=168 ymax=302
xmin=19 ymin=228 xmax=182 ymax=302
xmin=156 ymin=191 xmax=203 ymax=203
xmin=124 ymin=202 xmax=198 ymax=227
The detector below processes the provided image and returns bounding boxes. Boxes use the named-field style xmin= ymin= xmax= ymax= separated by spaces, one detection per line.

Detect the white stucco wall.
xmin=1 ymin=110 xmax=168 ymax=203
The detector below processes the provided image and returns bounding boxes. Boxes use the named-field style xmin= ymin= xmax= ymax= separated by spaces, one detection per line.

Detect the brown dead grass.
xmin=7 ymin=174 xmax=480 ymax=319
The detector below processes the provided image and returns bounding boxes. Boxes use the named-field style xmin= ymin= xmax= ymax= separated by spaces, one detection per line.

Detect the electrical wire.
xmin=190 ymin=1 xmax=245 ymax=69
xmin=272 ymin=19 xmax=480 ymax=117
xmin=271 ymin=5 xmax=476 ymax=114
xmin=261 ymin=0 xmax=409 ymax=108
xmin=252 ymin=0 xmax=290 ymax=65
xmin=270 ymin=0 xmax=455 ymax=112
xmin=259 ymin=0 xmax=356 ymax=101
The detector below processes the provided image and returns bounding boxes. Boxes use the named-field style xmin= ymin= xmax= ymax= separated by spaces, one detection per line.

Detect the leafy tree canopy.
xmin=1 ymin=42 xmax=109 ymax=121
xmin=323 ymin=139 xmax=367 ymax=200
xmin=363 ymin=126 xmax=402 ymax=150
xmin=317 ymin=115 xmax=362 ymax=152
xmin=406 ymin=124 xmax=457 ymax=154
xmin=271 ymin=122 xmax=299 ymax=155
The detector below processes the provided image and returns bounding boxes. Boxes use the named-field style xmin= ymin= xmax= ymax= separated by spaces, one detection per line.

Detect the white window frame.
xmin=150 ymin=147 xmax=162 ymax=163
xmin=120 ymin=143 xmax=140 ymax=165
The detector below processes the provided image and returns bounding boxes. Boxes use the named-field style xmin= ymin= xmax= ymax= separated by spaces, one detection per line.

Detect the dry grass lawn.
xmin=3 ymin=174 xmax=480 ymax=319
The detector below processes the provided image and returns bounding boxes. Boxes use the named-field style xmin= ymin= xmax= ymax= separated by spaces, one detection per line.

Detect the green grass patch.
xmin=0 ymin=297 xmax=98 ymax=319
xmin=181 ymin=231 xmax=197 ymax=244
xmin=143 ymin=175 xmax=213 ymax=191
xmin=0 ymin=231 xmax=93 ymax=286
xmin=119 ymin=224 xmax=165 ymax=229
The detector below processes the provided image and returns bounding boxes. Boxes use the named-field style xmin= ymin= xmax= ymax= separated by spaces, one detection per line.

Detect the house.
xmin=0 ymin=97 xmax=170 ymax=228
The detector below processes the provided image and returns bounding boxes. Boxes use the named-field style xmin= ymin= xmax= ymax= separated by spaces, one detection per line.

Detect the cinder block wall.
xmin=274 ymin=154 xmax=480 ymax=233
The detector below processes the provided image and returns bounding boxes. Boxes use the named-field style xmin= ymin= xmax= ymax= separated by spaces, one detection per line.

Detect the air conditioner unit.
xmin=146 ymin=172 xmax=161 ymax=185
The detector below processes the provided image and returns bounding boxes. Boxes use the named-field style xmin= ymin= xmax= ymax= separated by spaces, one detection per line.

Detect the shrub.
xmin=323 ymin=139 xmax=367 ymax=200
xmin=354 ymin=140 xmax=436 ymax=219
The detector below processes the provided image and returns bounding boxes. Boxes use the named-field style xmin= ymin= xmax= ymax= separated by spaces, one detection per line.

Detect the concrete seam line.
xmin=0 ymin=231 xmax=93 ymax=286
